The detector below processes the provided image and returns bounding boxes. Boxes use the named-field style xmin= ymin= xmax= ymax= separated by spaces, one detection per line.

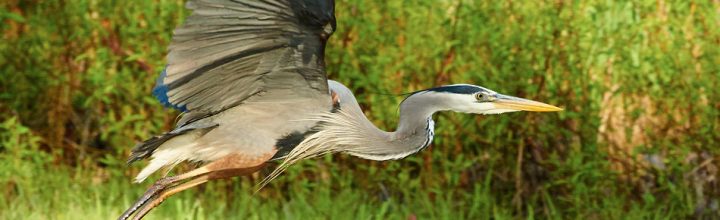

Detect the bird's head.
xmin=403 ymin=84 xmax=562 ymax=115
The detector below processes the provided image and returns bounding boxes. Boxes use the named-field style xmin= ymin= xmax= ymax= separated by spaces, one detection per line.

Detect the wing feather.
xmin=155 ymin=0 xmax=336 ymax=115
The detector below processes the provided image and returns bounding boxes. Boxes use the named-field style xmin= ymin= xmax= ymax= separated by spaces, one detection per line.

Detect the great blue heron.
xmin=119 ymin=0 xmax=562 ymax=219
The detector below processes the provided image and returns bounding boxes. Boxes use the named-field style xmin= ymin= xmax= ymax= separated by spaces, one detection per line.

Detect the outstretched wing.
xmin=153 ymin=0 xmax=336 ymax=116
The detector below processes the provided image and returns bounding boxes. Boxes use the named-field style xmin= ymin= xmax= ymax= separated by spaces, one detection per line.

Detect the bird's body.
xmin=120 ymin=0 xmax=562 ymax=219
xmin=133 ymin=89 xmax=332 ymax=182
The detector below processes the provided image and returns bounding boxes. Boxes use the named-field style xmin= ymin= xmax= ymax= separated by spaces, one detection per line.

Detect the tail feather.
xmin=127 ymin=131 xmax=190 ymax=164
xmin=134 ymin=136 xmax=198 ymax=183
xmin=128 ymin=124 xmax=218 ymax=182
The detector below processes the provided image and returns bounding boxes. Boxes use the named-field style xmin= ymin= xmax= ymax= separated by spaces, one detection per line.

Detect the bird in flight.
xmin=120 ymin=0 xmax=562 ymax=219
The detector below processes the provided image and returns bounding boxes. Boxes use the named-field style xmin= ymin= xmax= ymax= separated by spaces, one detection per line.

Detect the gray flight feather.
xmin=162 ymin=0 xmax=336 ymax=117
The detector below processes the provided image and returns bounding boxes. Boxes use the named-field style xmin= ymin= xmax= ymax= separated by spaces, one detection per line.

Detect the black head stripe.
xmin=401 ymin=84 xmax=486 ymax=105
xmin=426 ymin=85 xmax=484 ymax=94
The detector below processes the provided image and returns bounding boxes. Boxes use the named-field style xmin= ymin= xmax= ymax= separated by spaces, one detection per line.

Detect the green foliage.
xmin=1 ymin=0 xmax=718 ymax=219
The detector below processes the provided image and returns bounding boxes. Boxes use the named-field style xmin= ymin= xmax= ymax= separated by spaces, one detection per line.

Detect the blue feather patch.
xmin=152 ymin=68 xmax=188 ymax=112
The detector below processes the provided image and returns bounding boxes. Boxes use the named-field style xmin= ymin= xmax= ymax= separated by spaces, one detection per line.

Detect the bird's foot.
xmin=118 ymin=176 xmax=178 ymax=220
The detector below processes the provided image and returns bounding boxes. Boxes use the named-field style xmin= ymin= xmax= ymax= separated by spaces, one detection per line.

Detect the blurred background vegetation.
xmin=1 ymin=0 xmax=719 ymax=219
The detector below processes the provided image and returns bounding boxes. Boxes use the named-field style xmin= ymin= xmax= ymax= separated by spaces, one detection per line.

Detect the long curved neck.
xmin=278 ymin=81 xmax=451 ymax=163
xmin=394 ymin=92 xmax=441 ymax=139
xmin=334 ymin=88 xmax=443 ymax=161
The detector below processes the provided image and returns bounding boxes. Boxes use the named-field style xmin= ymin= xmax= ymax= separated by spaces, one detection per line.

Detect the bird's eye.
xmin=475 ymin=93 xmax=488 ymax=101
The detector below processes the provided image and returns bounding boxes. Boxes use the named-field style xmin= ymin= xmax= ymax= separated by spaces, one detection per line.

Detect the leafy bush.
xmin=1 ymin=0 xmax=718 ymax=219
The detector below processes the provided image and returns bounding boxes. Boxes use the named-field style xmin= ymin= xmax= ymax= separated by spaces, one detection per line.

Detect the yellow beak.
xmin=492 ymin=94 xmax=563 ymax=112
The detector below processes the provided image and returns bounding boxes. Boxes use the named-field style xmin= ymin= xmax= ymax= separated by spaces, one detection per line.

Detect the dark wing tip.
xmin=291 ymin=0 xmax=336 ymax=31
